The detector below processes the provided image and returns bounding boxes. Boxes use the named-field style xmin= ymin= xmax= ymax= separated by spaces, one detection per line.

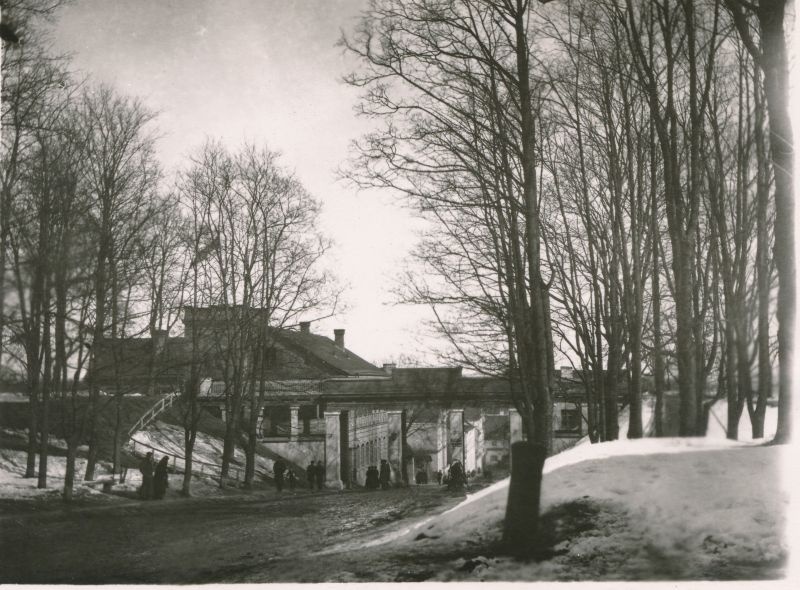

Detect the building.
xmin=92 ymin=306 xmax=625 ymax=488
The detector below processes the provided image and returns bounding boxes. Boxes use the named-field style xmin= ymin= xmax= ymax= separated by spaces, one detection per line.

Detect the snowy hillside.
xmin=379 ymin=436 xmax=790 ymax=581
xmin=0 ymin=425 xmax=248 ymax=501
xmin=130 ymin=420 xmax=276 ymax=479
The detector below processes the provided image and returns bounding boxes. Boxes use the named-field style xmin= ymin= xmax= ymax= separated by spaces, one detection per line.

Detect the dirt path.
xmin=0 ymin=485 xmax=469 ymax=583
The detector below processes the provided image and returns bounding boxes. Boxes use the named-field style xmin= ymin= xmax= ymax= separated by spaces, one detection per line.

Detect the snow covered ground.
xmin=392 ymin=438 xmax=787 ymax=579
xmin=0 ymin=441 xmax=117 ymax=502
xmin=130 ymin=420 xmax=276 ymax=479
xmin=0 ymin=393 xmax=792 ymax=582
xmin=336 ymin=394 xmax=792 ymax=581
xmin=0 ymin=427 xmax=226 ymax=501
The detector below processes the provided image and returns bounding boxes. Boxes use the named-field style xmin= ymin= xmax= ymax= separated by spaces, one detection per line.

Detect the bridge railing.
xmin=127 ymin=391 xmax=180 ymax=438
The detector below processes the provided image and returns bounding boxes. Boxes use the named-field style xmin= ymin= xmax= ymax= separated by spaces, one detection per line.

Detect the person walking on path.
xmin=315 ymin=459 xmax=324 ymax=490
xmin=139 ymin=452 xmax=154 ymax=500
xmin=287 ymin=468 xmax=297 ymax=491
xmin=307 ymin=461 xmax=316 ymax=490
xmin=379 ymin=459 xmax=391 ymax=490
xmin=273 ymin=458 xmax=287 ymax=492
xmin=153 ymin=456 xmax=169 ymax=500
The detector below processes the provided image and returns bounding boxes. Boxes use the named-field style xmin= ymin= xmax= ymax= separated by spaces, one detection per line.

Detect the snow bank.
xmin=0 ymin=444 xmax=114 ymax=501
xmin=401 ymin=437 xmax=788 ymax=580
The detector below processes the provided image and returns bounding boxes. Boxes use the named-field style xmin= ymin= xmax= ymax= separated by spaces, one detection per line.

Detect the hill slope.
xmin=369 ymin=437 xmax=790 ymax=581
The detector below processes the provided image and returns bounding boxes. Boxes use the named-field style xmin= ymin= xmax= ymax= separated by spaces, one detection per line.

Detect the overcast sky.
xmin=51 ymin=0 xmax=444 ymax=366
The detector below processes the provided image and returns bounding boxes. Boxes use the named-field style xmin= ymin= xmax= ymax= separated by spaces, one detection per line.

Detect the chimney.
xmin=334 ymin=328 xmax=345 ymax=350
xmin=299 ymin=321 xmax=311 ymax=335
xmin=382 ymin=363 xmax=396 ymax=375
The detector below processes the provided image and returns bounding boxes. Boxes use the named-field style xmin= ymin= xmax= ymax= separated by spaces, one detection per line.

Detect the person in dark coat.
xmin=153 ymin=456 xmax=169 ymax=499
xmin=139 ymin=452 xmax=154 ymax=500
xmin=287 ymin=468 xmax=297 ymax=491
xmin=436 ymin=470 xmax=443 ymax=485
xmin=447 ymin=460 xmax=465 ymax=490
xmin=307 ymin=461 xmax=316 ymax=490
xmin=365 ymin=465 xmax=378 ymax=489
xmin=274 ymin=458 xmax=287 ymax=492
xmin=315 ymin=459 xmax=325 ymax=490
xmin=379 ymin=459 xmax=391 ymax=490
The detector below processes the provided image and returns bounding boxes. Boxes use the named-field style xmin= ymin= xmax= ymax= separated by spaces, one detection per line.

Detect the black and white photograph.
xmin=0 ymin=0 xmax=796 ymax=584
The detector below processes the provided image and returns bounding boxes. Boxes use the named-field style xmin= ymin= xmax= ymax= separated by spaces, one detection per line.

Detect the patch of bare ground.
xmin=407 ymin=499 xmax=787 ymax=582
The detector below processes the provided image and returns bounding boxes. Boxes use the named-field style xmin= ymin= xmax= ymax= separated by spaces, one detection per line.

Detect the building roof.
xmin=275 ymin=330 xmax=385 ymax=377
xmin=90 ymin=317 xmax=385 ymax=391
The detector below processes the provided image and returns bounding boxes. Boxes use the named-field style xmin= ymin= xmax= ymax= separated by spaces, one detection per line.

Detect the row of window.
xmin=352 ymin=438 xmax=387 ymax=468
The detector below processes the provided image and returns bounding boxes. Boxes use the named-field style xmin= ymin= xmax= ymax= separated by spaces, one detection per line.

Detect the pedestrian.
xmin=139 ymin=451 xmax=154 ymax=500
xmin=364 ymin=465 xmax=376 ymax=489
xmin=307 ymin=461 xmax=316 ymax=490
xmin=379 ymin=459 xmax=391 ymax=490
xmin=448 ymin=460 xmax=464 ymax=490
xmin=287 ymin=468 xmax=297 ymax=491
xmin=436 ymin=470 xmax=443 ymax=485
xmin=315 ymin=459 xmax=324 ymax=490
xmin=274 ymin=458 xmax=287 ymax=492
xmin=153 ymin=456 xmax=169 ymax=500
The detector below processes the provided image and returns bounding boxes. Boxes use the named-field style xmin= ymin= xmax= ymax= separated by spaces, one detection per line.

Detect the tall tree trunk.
xmin=182 ymin=428 xmax=196 ymax=497
xmin=674 ymin=236 xmax=699 ymax=435
xmin=112 ymin=396 xmax=123 ymax=480
xmin=62 ymin=444 xmax=78 ymax=502
xmin=25 ymin=382 xmax=40 ymax=478
xmin=37 ymin=286 xmax=52 ymax=489
xmin=244 ymin=393 xmax=259 ymax=488
xmin=650 ymin=124 xmax=665 ymax=437
xmin=220 ymin=380 xmax=242 ymax=486
xmin=502 ymin=0 xmax=553 ymax=556
xmin=83 ymin=427 xmax=99 ymax=481
xmin=753 ymin=70 xmax=771 ymax=438
xmin=724 ymin=313 xmax=740 ymax=439
xmin=758 ymin=0 xmax=793 ymax=444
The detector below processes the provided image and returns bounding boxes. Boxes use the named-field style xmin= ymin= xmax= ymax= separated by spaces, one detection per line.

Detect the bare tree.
xmin=722 ymin=0 xmax=792 ymax=443
xmin=180 ymin=141 xmax=336 ymax=488
xmin=78 ymin=85 xmax=159 ymax=480
xmin=343 ymin=0 xmax=557 ymax=555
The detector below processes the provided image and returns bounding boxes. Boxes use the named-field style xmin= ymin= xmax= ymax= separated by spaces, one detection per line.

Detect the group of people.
xmin=306 ymin=460 xmax=325 ymax=490
xmin=138 ymin=451 xmax=169 ymax=500
xmin=444 ymin=460 xmax=467 ymax=489
xmin=361 ymin=459 xmax=473 ymax=490
xmin=272 ymin=459 xmax=324 ymax=492
xmin=142 ymin=450 xmax=473 ymax=497
xmin=363 ymin=459 xmax=392 ymax=490
xmin=272 ymin=459 xmax=298 ymax=492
